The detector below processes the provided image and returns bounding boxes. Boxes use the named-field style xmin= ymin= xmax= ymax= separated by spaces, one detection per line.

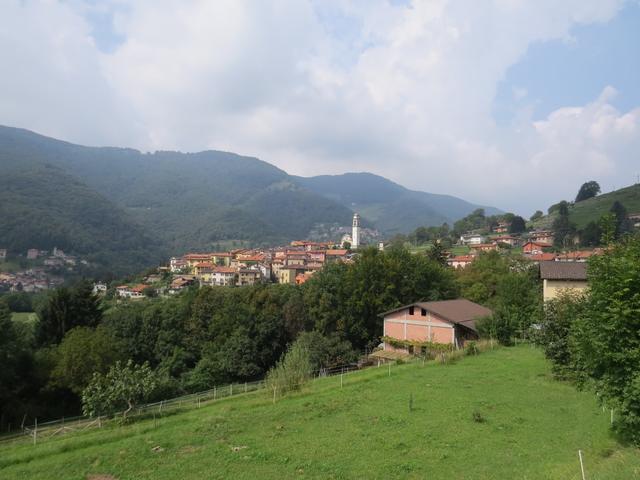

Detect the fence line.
xmin=0 ymin=358 xmax=370 ymax=446
xmin=0 ymin=343 xmax=499 ymax=446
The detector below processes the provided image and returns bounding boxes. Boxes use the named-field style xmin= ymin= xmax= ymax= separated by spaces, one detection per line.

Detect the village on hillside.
xmin=110 ymin=214 xmax=368 ymax=299
xmin=0 ymin=247 xmax=85 ymax=293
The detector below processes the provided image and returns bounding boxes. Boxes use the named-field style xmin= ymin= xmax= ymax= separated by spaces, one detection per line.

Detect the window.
xmin=409 ymin=306 xmax=414 ymax=315
xmin=421 ymin=308 xmax=427 ymax=316
xmin=408 ymin=345 xmax=414 ymax=354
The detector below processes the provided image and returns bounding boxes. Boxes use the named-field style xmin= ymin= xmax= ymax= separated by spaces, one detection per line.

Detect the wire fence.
xmin=0 ymin=358 xmax=371 ymax=447
xmin=0 ymin=342 xmax=503 ymax=447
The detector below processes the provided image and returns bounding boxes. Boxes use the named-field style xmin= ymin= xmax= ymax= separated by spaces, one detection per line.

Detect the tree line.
xmin=0 ymin=247 xmax=461 ymax=428
xmin=535 ymin=234 xmax=640 ymax=445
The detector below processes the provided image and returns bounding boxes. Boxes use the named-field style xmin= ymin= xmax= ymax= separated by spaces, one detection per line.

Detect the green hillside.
xmin=0 ymin=126 xmax=354 ymax=254
xmin=295 ymin=172 xmax=502 ymax=234
xmin=2 ymin=346 xmax=638 ymax=479
xmin=0 ymin=162 xmax=163 ymax=276
xmin=530 ymin=183 xmax=640 ymax=231
xmin=570 ymin=184 xmax=640 ymax=229
xmin=0 ymin=126 xmax=505 ymax=271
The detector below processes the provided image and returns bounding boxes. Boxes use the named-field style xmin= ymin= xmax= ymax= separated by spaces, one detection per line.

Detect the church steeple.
xmin=352 ymin=213 xmax=360 ymax=249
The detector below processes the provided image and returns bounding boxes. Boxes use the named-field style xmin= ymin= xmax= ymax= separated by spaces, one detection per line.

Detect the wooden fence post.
xmin=33 ymin=418 xmax=37 ymax=445
xmin=578 ymin=450 xmax=586 ymax=480
xmin=245 ymin=382 xmax=248 ymax=393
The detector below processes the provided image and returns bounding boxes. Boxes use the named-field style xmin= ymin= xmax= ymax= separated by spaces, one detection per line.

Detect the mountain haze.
xmin=295 ymin=172 xmax=502 ymax=233
xmin=0 ymin=126 xmax=501 ymax=273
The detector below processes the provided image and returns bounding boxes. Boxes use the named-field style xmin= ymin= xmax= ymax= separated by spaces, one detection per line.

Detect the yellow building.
xmin=539 ymin=261 xmax=588 ymax=302
xmin=193 ymin=262 xmax=215 ymax=283
xmin=278 ymin=267 xmax=305 ymax=285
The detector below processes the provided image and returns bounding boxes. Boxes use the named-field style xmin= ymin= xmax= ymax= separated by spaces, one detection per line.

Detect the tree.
xmin=50 ymin=326 xmax=123 ymax=395
xmin=453 ymin=208 xmax=486 ymax=236
xmin=575 ymin=181 xmax=601 ymax=202
xmin=537 ymin=291 xmax=586 ymax=379
xmin=0 ymin=301 xmax=29 ymax=429
xmin=304 ymin=246 xmax=458 ymax=349
xmin=293 ymin=331 xmax=358 ymax=371
xmin=142 ymin=286 xmax=157 ymax=298
xmin=426 ymin=242 xmax=448 ymax=266
xmin=530 ymin=210 xmax=543 ymax=222
xmin=610 ymin=201 xmax=632 ymax=239
xmin=414 ymin=227 xmax=430 ymax=245
xmin=266 ymin=338 xmax=313 ymax=396
xmin=552 ymin=201 xmax=576 ymax=248
xmin=82 ymin=360 xmax=157 ymax=418
xmin=37 ymin=280 xmax=102 ymax=345
xmin=580 ymin=221 xmax=601 ymax=247
xmin=455 ymin=251 xmax=509 ymax=306
xmin=476 ymin=268 xmax=541 ymax=345
xmin=509 ymin=216 xmax=527 ymax=234
xmin=571 ymin=236 xmax=640 ymax=443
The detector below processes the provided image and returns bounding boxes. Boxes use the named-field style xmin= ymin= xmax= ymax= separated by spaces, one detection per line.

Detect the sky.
xmin=1 ymin=0 xmax=639 ymax=215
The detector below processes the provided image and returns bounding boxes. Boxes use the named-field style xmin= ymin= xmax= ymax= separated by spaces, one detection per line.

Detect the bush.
xmin=472 ymin=410 xmax=486 ymax=423
xmin=536 ymin=291 xmax=586 ymax=380
xmin=266 ymin=339 xmax=312 ymax=397
xmin=465 ymin=341 xmax=479 ymax=356
xmin=571 ymin=235 xmax=640 ymax=444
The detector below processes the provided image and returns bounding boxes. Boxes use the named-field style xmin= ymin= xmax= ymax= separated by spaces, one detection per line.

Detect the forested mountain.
xmin=0 ymin=126 xmax=353 ymax=259
xmin=0 ymin=126 xmax=501 ymax=273
xmin=295 ymin=172 xmax=501 ymax=233
xmin=0 ymin=157 xmax=162 ymax=275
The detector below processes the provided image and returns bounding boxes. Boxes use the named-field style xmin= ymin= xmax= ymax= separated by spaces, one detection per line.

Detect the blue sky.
xmin=494 ymin=1 xmax=640 ymax=126
xmin=1 ymin=0 xmax=639 ymax=214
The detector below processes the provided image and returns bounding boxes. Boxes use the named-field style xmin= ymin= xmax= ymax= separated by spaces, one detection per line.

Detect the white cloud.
xmin=0 ymin=0 xmax=637 ymax=214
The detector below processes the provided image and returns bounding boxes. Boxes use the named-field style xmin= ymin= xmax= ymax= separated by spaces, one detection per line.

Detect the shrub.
xmin=472 ymin=411 xmax=486 ymax=423
xmin=266 ymin=339 xmax=312 ymax=397
xmin=536 ymin=290 xmax=586 ymax=380
xmin=465 ymin=341 xmax=479 ymax=356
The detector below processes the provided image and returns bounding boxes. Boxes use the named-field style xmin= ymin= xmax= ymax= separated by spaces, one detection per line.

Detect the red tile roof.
xmin=213 ymin=267 xmax=236 ymax=274
xmin=326 ymin=249 xmax=348 ymax=256
xmin=194 ymin=262 xmax=214 ymax=268
xmin=527 ymin=253 xmax=557 ymax=262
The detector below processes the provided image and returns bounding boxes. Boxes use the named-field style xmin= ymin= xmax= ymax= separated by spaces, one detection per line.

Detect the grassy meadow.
xmin=1 ymin=346 xmax=639 ymax=479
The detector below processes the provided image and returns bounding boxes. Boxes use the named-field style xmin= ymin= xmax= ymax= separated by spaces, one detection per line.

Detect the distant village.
xmin=110 ymin=214 xmax=370 ymax=299
xmin=0 ymin=247 xmax=86 ymax=293
xmin=3 ymin=211 xmax=638 ymax=300
xmin=447 ymin=224 xmax=595 ymax=270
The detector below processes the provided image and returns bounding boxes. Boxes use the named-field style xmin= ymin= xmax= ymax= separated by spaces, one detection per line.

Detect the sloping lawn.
xmin=1 ymin=346 xmax=638 ymax=479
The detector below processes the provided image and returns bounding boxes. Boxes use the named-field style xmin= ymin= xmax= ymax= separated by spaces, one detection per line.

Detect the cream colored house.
xmin=539 ymin=261 xmax=588 ymax=301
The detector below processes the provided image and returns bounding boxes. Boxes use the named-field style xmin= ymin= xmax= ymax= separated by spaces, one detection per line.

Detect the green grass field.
xmin=570 ymin=184 xmax=640 ymax=229
xmin=1 ymin=346 xmax=638 ymax=479
xmin=531 ymin=183 xmax=640 ymax=231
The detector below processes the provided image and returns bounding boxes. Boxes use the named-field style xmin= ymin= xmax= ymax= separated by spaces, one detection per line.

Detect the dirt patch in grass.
xmin=87 ymin=475 xmax=118 ymax=480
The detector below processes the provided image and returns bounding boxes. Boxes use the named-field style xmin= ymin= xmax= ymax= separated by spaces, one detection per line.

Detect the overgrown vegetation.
xmin=265 ymin=340 xmax=313 ymax=397
xmin=536 ymin=234 xmax=640 ymax=445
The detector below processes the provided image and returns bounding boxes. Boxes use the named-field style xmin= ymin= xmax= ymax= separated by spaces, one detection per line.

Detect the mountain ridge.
xmin=0 ymin=125 xmax=502 ymax=273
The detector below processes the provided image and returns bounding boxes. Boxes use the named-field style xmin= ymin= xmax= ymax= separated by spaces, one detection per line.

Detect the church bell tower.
xmin=352 ymin=213 xmax=360 ymax=249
